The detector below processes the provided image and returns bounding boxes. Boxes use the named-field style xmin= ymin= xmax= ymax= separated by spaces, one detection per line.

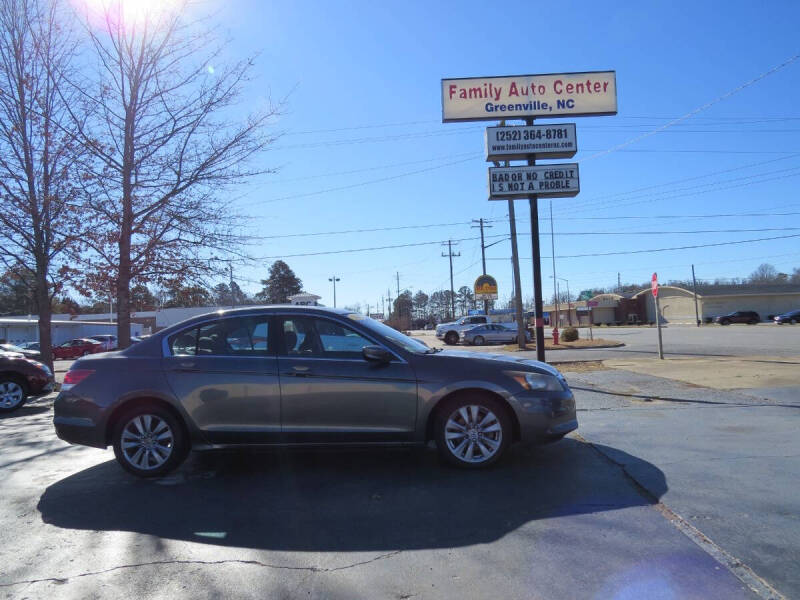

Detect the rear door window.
xmin=169 ymin=317 xmax=272 ymax=357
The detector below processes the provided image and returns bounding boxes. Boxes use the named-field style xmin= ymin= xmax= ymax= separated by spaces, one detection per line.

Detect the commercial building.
xmin=0 ymin=318 xmax=142 ymax=346
xmin=585 ymin=284 xmax=800 ymax=325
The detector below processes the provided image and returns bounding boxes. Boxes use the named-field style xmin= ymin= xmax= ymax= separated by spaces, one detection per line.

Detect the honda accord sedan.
xmin=53 ymin=306 xmax=577 ymax=477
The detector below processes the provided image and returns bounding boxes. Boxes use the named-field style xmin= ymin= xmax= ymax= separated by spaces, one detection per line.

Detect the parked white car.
xmin=88 ymin=334 xmax=117 ymax=352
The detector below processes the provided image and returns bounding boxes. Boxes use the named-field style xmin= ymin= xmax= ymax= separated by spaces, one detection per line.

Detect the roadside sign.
xmin=474 ymin=274 xmax=499 ymax=300
xmin=369 ymin=313 xmax=385 ymax=321
xmin=651 ymin=273 xmax=658 ymax=297
xmin=485 ymin=124 xmax=577 ymax=161
xmin=488 ymin=164 xmax=579 ymax=199
xmin=442 ymin=71 xmax=617 ymax=122
xmin=587 ymin=300 xmax=599 ymax=307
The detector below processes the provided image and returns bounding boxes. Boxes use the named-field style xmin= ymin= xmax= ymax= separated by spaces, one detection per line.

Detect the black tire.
xmin=748 ymin=319 xmax=758 ymax=325
xmin=112 ymin=402 xmax=189 ymax=477
xmin=791 ymin=319 xmax=797 ymax=325
xmin=434 ymin=393 xmax=512 ymax=469
xmin=473 ymin=335 xmax=485 ymax=346
xmin=82 ymin=350 xmax=90 ymax=356
xmin=720 ymin=319 xmax=730 ymax=326
xmin=444 ymin=331 xmax=459 ymax=345
xmin=0 ymin=377 xmax=28 ymax=413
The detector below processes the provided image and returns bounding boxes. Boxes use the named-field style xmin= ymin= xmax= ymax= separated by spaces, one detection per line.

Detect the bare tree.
xmin=68 ymin=1 xmax=277 ymax=346
xmin=0 ymin=0 xmax=83 ymax=367
xmin=749 ymin=263 xmax=778 ymax=284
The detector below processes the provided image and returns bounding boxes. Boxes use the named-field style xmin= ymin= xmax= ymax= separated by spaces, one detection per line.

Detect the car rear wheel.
xmin=435 ymin=395 xmax=511 ymax=468
xmin=0 ymin=378 xmax=27 ymax=413
xmin=444 ymin=331 xmax=459 ymax=345
xmin=112 ymin=404 xmax=188 ymax=477
xmin=748 ymin=319 xmax=758 ymax=325
xmin=720 ymin=319 xmax=730 ymax=325
xmin=792 ymin=319 xmax=798 ymax=325
xmin=472 ymin=335 xmax=485 ymax=346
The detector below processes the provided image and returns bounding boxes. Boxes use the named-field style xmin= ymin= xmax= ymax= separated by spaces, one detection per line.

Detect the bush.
xmin=561 ymin=326 xmax=579 ymax=342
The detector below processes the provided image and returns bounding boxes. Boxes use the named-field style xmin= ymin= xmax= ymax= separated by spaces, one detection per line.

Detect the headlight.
xmin=505 ymin=370 xmax=564 ymax=391
xmin=26 ymin=359 xmax=52 ymax=376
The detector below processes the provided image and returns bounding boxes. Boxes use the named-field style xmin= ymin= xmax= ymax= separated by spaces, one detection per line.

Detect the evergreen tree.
xmin=256 ymin=261 xmax=303 ymax=304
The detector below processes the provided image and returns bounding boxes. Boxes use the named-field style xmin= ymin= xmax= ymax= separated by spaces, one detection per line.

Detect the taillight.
xmin=62 ymin=369 xmax=95 ymax=391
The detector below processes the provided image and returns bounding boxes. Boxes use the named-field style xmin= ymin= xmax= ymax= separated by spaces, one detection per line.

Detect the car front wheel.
xmin=435 ymin=395 xmax=511 ymax=468
xmin=0 ymin=378 xmax=28 ymax=412
xmin=112 ymin=404 xmax=188 ymax=477
xmin=472 ymin=335 xmax=485 ymax=346
xmin=444 ymin=331 xmax=459 ymax=345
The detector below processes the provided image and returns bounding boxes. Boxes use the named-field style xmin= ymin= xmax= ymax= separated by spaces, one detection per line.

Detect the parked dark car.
xmin=715 ymin=311 xmax=760 ymax=325
xmin=52 ymin=338 xmax=104 ymax=360
xmin=0 ymin=353 xmax=55 ymax=412
xmin=54 ymin=306 xmax=577 ymax=477
xmin=774 ymin=310 xmax=800 ymax=325
xmin=0 ymin=343 xmax=42 ymax=360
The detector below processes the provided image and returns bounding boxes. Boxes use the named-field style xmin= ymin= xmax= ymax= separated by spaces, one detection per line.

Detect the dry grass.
xmin=500 ymin=338 xmax=624 ymax=352
xmin=549 ymin=360 xmax=608 ymax=373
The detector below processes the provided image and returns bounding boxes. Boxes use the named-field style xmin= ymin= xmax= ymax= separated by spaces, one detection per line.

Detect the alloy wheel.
xmin=120 ymin=414 xmax=175 ymax=471
xmin=0 ymin=381 xmax=25 ymax=410
xmin=444 ymin=405 xmax=503 ymax=464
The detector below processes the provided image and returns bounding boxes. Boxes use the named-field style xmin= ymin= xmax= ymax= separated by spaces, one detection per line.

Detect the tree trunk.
xmin=34 ymin=271 xmax=53 ymax=371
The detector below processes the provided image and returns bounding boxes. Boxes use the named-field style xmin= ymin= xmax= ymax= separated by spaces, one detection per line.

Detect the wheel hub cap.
xmin=444 ymin=405 xmax=502 ymax=464
xmin=121 ymin=414 xmax=174 ymax=470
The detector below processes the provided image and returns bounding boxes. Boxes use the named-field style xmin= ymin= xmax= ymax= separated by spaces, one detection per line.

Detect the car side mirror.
xmin=362 ymin=345 xmax=392 ymax=363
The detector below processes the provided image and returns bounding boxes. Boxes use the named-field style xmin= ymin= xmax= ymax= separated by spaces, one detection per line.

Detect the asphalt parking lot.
xmin=4 ymin=326 xmax=798 ymax=599
xmin=416 ymin=322 xmax=800 ymax=361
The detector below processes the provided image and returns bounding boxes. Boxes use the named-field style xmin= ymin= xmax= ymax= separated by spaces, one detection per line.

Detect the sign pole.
xmin=526 ymin=117 xmax=546 ymax=362
xmin=652 ymin=273 xmax=664 ymax=359
xmin=588 ymin=306 xmax=594 ymax=340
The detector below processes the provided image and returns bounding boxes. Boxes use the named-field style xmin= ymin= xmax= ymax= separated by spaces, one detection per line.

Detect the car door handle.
xmin=284 ymin=366 xmax=312 ymax=377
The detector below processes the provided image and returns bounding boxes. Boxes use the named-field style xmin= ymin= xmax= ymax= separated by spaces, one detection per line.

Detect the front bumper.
xmin=512 ymin=389 xmax=578 ymax=442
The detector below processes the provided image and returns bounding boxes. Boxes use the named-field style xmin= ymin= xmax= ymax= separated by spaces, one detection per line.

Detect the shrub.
xmin=562 ymin=326 xmax=579 ymax=342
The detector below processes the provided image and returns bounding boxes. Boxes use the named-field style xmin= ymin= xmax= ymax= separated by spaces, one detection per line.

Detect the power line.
xmin=582 ymin=52 xmax=800 ymax=162
xmin=244 ymin=156 xmax=477 ymax=205
xmin=484 ymin=232 xmax=800 ymax=260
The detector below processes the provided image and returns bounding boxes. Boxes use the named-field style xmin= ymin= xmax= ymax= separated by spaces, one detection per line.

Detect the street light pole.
xmin=328 ymin=276 xmax=340 ymax=308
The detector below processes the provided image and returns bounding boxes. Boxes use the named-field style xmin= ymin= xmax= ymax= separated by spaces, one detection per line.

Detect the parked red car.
xmin=52 ymin=338 xmax=104 ymax=360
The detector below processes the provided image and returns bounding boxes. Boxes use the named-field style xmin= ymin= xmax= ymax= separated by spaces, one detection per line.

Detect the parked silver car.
xmin=54 ymin=306 xmax=576 ymax=477
xmin=463 ymin=323 xmax=532 ymax=345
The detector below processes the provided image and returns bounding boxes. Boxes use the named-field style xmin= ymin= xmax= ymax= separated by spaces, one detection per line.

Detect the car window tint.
xmin=170 ymin=328 xmax=199 ymax=356
xmin=281 ymin=317 xmax=322 ymax=356
xmin=224 ymin=317 xmax=271 ymax=356
xmin=314 ymin=318 xmax=373 ymax=359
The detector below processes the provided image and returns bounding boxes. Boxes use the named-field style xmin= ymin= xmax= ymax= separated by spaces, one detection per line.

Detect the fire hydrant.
xmin=552 ymin=327 xmax=560 ymax=344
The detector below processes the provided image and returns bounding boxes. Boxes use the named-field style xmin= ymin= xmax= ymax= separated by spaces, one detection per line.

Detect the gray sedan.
xmin=463 ymin=324 xmax=532 ymax=345
xmin=54 ymin=306 xmax=576 ymax=477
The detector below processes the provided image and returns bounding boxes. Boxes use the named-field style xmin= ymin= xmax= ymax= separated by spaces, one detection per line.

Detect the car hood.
xmin=425 ymin=349 xmax=562 ymax=376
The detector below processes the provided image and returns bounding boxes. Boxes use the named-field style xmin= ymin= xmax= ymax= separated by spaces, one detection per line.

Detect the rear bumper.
xmin=53 ymin=392 xmax=108 ymax=448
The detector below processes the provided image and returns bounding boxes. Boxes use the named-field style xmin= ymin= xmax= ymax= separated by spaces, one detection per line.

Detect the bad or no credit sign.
xmin=488 ymin=164 xmax=580 ymax=199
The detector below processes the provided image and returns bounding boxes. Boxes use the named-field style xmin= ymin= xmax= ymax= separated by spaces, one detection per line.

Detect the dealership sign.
xmin=488 ymin=164 xmax=579 ymax=199
xmin=486 ymin=124 xmax=577 ymax=161
xmin=474 ymin=274 xmax=499 ymax=300
xmin=442 ymin=71 xmax=617 ymax=122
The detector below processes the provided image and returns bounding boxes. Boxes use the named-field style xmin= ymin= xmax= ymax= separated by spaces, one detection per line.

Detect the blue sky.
xmin=206 ymin=0 xmax=800 ymax=311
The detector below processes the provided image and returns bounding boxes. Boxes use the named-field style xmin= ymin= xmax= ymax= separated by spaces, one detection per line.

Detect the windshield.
xmin=348 ymin=314 xmax=430 ymax=354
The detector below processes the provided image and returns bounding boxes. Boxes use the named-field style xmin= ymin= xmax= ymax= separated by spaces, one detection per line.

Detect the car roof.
xmin=155 ymin=305 xmax=352 ymax=334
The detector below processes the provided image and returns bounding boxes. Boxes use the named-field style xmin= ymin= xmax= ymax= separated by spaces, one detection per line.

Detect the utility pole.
xmin=617 ymin=272 xmax=621 ymax=292
xmin=328 ymin=275 xmax=340 ymax=308
xmin=471 ymin=218 xmax=493 ymax=315
xmin=526 ymin=117 xmax=545 ymax=362
xmin=507 ymin=196 xmax=526 ymax=350
xmin=442 ymin=240 xmax=460 ymax=320
xmin=691 ymin=264 xmax=701 ymax=327
xmin=549 ymin=201 xmax=559 ymax=334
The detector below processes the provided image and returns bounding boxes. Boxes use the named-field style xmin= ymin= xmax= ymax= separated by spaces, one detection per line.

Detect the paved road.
xmin=2 ymin=394 xmax=756 ymax=600
xmin=569 ymin=368 xmax=800 ymax=599
xmin=415 ymin=324 xmax=800 ymax=363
